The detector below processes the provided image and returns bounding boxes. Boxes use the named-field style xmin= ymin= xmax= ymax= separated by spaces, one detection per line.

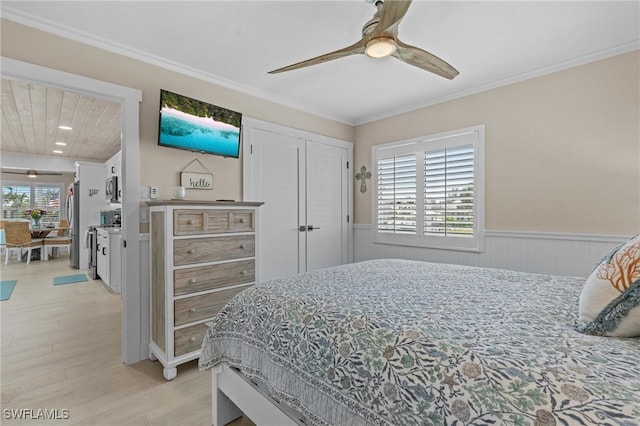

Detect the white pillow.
xmin=577 ymin=235 xmax=640 ymax=337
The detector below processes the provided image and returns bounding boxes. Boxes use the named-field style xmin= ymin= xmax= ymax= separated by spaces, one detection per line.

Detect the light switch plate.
xmin=150 ymin=186 xmax=158 ymax=199
xmin=140 ymin=186 xmax=150 ymax=200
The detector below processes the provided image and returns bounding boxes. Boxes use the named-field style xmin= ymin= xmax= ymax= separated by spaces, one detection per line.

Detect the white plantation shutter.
xmin=424 ymin=145 xmax=474 ymax=237
xmin=34 ymin=185 xmax=61 ymax=222
xmin=377 ymin=154 xmax=417 ymax=234
xmin=1 ymin=183 xmax=62 ymax=223
xmin=1 ymin=185 xmax=31 ymax=220
xmin=373 ymin=125 xmax=484 ymax=251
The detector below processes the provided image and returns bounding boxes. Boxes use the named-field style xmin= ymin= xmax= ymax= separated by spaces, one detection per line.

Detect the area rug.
xmin=53 ymin=274 xmax=88 ymax=286
xmin=1 ymin=280 xmax=18 ymax=301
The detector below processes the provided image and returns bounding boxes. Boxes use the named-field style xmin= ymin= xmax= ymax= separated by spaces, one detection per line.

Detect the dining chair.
xmin=43 ymin=219 xmax=71 ymax=260
xmin=4 ymin=221 xmax=45 ymax=265
xmin=0 ymin=221 xmax=6 ymax=256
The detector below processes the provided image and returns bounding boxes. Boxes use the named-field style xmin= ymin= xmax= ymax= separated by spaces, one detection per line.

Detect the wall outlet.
xmin=150 ymin=186 xmax=158 ymax=199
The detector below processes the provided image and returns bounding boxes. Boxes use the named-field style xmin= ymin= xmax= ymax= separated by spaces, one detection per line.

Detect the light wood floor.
xmin=0 ymin=253 xmax=254 ymax=426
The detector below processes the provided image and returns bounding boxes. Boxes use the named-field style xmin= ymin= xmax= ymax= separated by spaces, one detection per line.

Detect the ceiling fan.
xmin=2 ymin=169 xmax=63 ymax=178
xmin=268 ymin=0 xmax=459 ymax=80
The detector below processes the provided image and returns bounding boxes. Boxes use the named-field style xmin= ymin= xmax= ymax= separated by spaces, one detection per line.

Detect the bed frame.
xmin=211 ymin=364 xmax=303 ymax=426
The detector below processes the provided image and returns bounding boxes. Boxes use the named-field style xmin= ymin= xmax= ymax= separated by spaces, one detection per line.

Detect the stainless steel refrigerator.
xmin=68 ymin=181 xmax=80 ymax=268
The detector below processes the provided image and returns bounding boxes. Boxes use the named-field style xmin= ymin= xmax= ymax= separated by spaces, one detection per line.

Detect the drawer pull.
xmin=240 ymin=270 xmax=247 ymax=276
xmin=188 ymin=249 xmax=195 ymax=254
xmin=190 ymin=337 xmax=197 ymax=342
xmin=239 ymin=244 xmax=246 ymax=249
xmin=189 ymin=307 xmax=207 ymax=314
xmin=189 ymin=278 xmax=197 ymax=284
xmin=187 ymin=220 xmax=194 ymax=225
xmin=239 ymin=218 xmax=247 ymax=224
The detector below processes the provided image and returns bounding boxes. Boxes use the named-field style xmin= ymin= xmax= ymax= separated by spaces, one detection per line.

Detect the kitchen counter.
xmin=97 ymin=226 xmax=122 ymax=234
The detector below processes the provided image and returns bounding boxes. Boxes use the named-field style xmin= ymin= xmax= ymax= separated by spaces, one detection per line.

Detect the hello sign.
xmin=180 ymin=172 xmax=213 ymax=190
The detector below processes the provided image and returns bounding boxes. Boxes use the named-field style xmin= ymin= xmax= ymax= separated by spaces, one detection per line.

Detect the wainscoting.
xmin=139 ymin=234 xmax=150 ymax=359
xmin=354 ymin=225 xmax=630 ymax=277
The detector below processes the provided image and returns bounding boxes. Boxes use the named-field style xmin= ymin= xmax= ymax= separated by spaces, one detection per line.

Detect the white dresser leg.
xmin=163 ymin=367 xmax=177 ymax=381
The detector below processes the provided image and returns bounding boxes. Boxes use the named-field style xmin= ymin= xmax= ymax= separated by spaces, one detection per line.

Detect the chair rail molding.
xmin=353 ymin=224 xmax=631 ymax=277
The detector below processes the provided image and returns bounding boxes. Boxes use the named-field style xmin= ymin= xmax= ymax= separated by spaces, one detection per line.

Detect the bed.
xmin=199 ymin=259 xmax=640 ymax=425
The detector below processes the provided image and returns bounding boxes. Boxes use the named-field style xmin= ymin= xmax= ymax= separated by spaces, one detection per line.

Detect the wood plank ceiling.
xmin=1 ymin=78 xmax=121 ymax=163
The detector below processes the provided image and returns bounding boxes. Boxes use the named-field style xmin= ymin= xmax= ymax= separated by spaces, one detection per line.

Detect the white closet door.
xmin=243 ymin=118 xmax=353 ymax=283
xmin=250 ymin=128 xmax=306 ymax=282
xmin=305 ymin=141 xmax=349 ymax=272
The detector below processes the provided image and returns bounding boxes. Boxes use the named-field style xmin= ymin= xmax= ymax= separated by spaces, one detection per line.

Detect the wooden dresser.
xmin=147 ymin=200 xmax=263 ymax=380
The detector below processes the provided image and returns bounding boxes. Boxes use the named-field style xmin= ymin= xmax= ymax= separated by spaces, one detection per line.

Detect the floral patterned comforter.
xmin=199 ymin=259 xmax=640 ymax=425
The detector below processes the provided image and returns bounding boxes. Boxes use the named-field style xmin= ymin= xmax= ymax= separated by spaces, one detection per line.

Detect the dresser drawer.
xmin=174 ymin=323 xmax=209 ymax=357
xmin=174 ymin=260 xmax=254 ymax=296
xmin=174 ymin=209 xmax=254 ymax=235
xmin=174 ymin=286 xmax=248 ymax=326
xmin=174 ymin=235 xmax=254 ymax=266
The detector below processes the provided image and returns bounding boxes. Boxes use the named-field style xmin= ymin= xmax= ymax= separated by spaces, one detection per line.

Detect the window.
xmin=373 ymin=125 xmax=484 ymax=251
xmin=2 ymin=182 xmax=63 ymax=224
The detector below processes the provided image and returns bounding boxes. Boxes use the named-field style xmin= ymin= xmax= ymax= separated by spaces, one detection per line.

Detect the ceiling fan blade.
xmin=1 ymin=169 xmax=63 ymax=176
xmin=392 ymin=39 xmax=459 ymax=80
xmin=372 ymin=0 xmax=413 ymax=38
xmin=268 ymin=39 xmax=366 ymax=74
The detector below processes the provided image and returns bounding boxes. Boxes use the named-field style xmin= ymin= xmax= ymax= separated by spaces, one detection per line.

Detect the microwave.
xmin=105 ymin=176 xmax=120 ymax=203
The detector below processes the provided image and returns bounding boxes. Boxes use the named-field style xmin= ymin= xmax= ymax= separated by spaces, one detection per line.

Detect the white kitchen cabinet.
xmin=96 ymin=228 xmax=122 ymax=294
xmin=105 ymin=151 xmax=121 ymax=177
xmin=109 ymin=231 xmax=122 ymax=293
xmin=97 ymin=229 xmax=110 ymax=286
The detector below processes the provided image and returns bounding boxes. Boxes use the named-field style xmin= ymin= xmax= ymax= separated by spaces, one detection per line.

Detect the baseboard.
xmin=353 ymin=225 xmax=630 ymax=277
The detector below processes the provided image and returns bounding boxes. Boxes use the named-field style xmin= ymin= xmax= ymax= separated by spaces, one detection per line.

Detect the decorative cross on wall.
xmin=355 ymin=165 xmax=372 ymax=193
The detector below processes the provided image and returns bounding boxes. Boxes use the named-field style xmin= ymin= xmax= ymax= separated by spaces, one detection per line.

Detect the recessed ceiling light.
xmin=58 ymin=125 xmax=72 ymax=130
xmin=53 ymin=150 xmax=63 ymax=154
xmin=55 ymin=141 xmax=67 ymax=146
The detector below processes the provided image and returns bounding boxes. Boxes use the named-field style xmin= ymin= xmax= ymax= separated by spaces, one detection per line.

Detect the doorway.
xmin=1 ymin=57 xmax=143 ymax=364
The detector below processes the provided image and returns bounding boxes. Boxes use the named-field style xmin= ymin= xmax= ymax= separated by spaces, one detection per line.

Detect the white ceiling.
xmin=2 ymin=1 xmax=639 ymax=128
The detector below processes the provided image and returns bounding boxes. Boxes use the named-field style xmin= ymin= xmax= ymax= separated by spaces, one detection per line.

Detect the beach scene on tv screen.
xmin=159 ymin=91 xmax=241 ymax=157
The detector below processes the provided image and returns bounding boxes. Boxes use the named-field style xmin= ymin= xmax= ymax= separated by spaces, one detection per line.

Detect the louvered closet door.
xmin=243 ymin=119 xmax=352 ymax=283
xmin=248 ymin=128 xmax=306 ymax=282
xmin=306 ymin=141 xmax=349 ymax=272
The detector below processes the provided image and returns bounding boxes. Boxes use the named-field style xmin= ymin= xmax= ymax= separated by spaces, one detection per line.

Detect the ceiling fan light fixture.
xmin=27 ymin=170 xmax=38 ymax=178
xmin=365 ymin=37 xmax=397 ymax=58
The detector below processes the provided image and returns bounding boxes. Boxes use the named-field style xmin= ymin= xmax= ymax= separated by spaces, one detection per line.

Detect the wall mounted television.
xmin=158 ymin=89 xmax=242 ymax=158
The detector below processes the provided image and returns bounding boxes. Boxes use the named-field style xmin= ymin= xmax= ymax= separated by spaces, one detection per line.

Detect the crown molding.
xmin=1 ymin=7 xmax=353 ymax=126
xmin=355 ymin=41 xmax=640 ymax=126
xmin=3 ymin=7 xmax=638 ymax=128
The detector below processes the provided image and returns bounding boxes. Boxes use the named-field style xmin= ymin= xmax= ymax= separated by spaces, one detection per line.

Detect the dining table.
xmin=30 ymin=226 xmax=67 ymax=239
